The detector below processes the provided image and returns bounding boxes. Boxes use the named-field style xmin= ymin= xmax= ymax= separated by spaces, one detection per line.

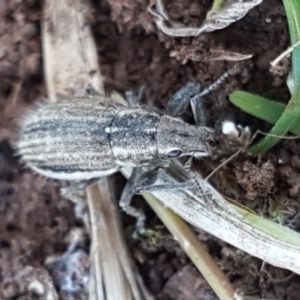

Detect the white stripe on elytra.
xmin=105 ymin=127 xmax=156 ymax=134
xmin=28 ymin=164 xmax=120 ymax=180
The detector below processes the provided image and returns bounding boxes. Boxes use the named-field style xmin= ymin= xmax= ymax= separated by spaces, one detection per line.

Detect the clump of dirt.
xmin=234 ymin=159 xmax=275 ymax=200
xmin=279 ymin=165 xmax=300 ymax=197
xmin=1 ymin=266 xmax=56 ymax=299
xmin=278 ymin=152 xmax=300 ymax=197
xmin=159 ymin=265 xmax=217 ymax=300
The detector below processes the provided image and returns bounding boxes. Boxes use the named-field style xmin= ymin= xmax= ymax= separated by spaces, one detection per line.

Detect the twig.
xmin=270 ymin=40 xmax=300 ymax=69
xmin=143 ymin=192 xmax=236 ymax=299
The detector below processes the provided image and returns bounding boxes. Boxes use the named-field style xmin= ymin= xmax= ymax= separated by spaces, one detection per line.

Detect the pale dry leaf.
xmin=148 ymin=0 xmax=263 ymax=37
xmin=185 ymin=49 xmax=253 ymax=63
xmin=204 ymin=0 xmax=263 ymax=32
xmin=122 ymin=161 xmax=300 ymax=276
xmin=170 ymin=47 xmax=252 ymax=64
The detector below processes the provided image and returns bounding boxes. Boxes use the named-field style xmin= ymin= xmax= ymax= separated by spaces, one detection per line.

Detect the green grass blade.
xmin=237 ymin=206 xmax=300 ymax=248
xmin=229 ymin=91 xmax=300 ymax=135
xmin=211 ymin=0 xmax=223 ymax=11
xmin=229 ymin=91 xmax=285 ymax=123
xmin=248 ymin=0 xmax=300 ymax=153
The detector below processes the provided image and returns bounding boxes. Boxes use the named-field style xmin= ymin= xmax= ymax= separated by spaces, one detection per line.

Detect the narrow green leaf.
xmin=238 ymin=207 xmax=300 ymax=248
xmin=229 ymin=91 xmax=285 ymax=124
xmin=229 ymin=91 xmax=300 ymax=135
xmin=211 ymin=0 xmax=223 ymax=11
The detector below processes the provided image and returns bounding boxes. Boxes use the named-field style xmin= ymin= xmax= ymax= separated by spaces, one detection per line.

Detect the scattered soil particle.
xmin=135 ymin=235 xmax=188 ymax=295
xmin=158 ymin=264 xmax=217 ymax=300
xmin=1 ymin=266 xmax=56 ymax=299
xmin=234 ymin=160 xmax=275 ymax=200
xmin=0 ymin=165 xmax=80 ymax=298
xmin=279 ymin=165 xmax=300 ymax=197
xmin=286 ymin=280 xmax=300 ymax=300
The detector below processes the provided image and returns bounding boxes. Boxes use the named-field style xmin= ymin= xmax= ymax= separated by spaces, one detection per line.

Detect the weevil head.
xmin=157 ymin=115 xmax=216 ymax=161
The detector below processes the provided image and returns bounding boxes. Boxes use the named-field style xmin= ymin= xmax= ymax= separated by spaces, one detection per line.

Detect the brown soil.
xmin=0 ymin=0 xmax=300 ymax=299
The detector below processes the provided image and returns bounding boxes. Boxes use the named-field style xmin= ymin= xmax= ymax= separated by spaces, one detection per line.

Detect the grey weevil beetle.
xmin=17 ymin=82 xmax=217 ymax=232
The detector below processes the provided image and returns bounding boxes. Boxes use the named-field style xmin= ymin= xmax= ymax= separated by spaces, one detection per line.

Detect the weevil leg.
xmin=60 ymin=178 xmax=100 ymax=229
xmin=167 ymin=82 xmax=200 ymax=117
xmin=167 ymin=81 xmax=207 ymax=126
xmin=135 ymin=167 xmax=161 ymax=187
xmin=168 ymin=66 xmax=241 ymax=124
xmin=120 ymin=168 xmax=146 ymax=235
xmin=134 ymin=165 xmax=201 ymax=195
xmin=61 ymin=178 xmax=99 ymax=197
xmin=85 ymin=84 xmax=101 ymax=97
xmin=124 ymin=86 xmax=145 ymax=107
xmin=120 ymin=167 xmax=161 ymax=235
xmin=60 ymin=178 xmax=99 ymax=209
xmin=190 ymin=94 xmax=206 ymax=126
xmin=134 ymin=179 xmax=197 ymax=194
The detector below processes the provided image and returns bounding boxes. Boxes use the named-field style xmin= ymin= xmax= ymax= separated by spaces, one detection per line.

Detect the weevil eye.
xmin=208 ymin=140 xmax=216 ymax=147
xmin=167 ymin=149 xmax=182 ymax=158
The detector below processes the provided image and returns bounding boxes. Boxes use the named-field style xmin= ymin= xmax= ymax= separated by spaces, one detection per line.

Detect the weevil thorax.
xmin=156 ymin=115 xmax=215 ymax=161
xmin=109 ymin=107 xmax=162 ymax=167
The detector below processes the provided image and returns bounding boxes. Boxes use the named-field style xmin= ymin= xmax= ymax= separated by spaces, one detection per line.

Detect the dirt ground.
xmin=0 ymin=0 xmax=300 ymax=299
